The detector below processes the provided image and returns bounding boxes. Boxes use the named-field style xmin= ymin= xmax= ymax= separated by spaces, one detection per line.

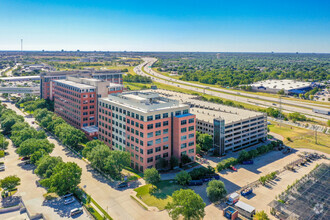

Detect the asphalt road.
xmin=135 ymin=58 xmax=330 ymax=122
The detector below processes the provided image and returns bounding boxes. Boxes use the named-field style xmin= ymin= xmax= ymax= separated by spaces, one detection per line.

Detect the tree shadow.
xmin=17 ymin=162 xmax=35 ymax=171
xmin=42 ymin=197 xmax=82 ymax=218
xmin=1 ymin=195 xmax=21 ymax=208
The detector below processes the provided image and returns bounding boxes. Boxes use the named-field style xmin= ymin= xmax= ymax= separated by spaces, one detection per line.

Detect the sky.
xmin=0 ymin=0 xmax=329 ymax=52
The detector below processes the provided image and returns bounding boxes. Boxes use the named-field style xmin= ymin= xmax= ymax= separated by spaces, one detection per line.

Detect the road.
xmin=135 ymin=58 xmax=330 ymax=122
xmin=1 ymin=99 xmax=170 ymax=220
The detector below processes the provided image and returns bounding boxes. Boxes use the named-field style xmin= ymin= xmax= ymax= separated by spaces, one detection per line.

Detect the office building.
xmin=40 ymin=69 xmax=123 ymax=100
xmin=98 ymin=91 xmax=196 ymax=172
xmin=53 ymin=76 xmax=123 ymax=139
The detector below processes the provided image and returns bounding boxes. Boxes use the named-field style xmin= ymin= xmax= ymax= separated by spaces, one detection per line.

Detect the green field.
xmin=134 ymin=180 xmax=182 ymax=210
xmin=269 ymin=122 xmax=330 ymax=154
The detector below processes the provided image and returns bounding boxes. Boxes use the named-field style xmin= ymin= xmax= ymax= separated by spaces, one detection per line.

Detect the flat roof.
xmin=250 ymin=80 xmax=312 ymax=91
xmin=235 ymin=201 xmax=255 ymax=213
xmin=81 ymin=126 xmax=98 ymax=133
xmin=146 ymin=89 xmax=264 ymax=124
xmin=0 ymin=76 xmax=40 ymax=81
xmin=54 ymin=79 xmax=96 ymax=89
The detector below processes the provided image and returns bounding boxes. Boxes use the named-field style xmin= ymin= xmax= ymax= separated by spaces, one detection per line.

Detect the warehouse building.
xmin=149 ymin=89 xmax=267 ymax=156
xmin=249 ymin=80 xmax=314 ymax=95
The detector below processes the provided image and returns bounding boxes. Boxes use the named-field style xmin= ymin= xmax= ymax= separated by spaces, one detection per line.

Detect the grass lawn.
xmin=269 ymin=122 xmax=330 ymax=154
xmin=134 ymin=180 xmax=183 ymax=210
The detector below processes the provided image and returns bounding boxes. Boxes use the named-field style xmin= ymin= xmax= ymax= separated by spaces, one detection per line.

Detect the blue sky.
xmin=0 ymin=0 xmax=329 ymax=52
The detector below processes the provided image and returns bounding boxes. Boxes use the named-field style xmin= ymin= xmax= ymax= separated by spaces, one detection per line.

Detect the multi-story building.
xmin=53 ymin=76 xmax=123 ymax=139
xmin=98 ymin=91 xmax=196 ymax=172
xmin=40 ymin=69 xmax=123 ymax=100
xmin=148 ymin=89 xmax=268 ymax=156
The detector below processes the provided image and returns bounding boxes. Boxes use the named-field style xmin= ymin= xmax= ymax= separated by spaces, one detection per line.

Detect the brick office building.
xmin=40 ymin=70 xmax=123 ymax=100
xmin=98 ymin=91 xmax=196 ymax=172
xmin=53 ymin=76 xmax=123 ymax=139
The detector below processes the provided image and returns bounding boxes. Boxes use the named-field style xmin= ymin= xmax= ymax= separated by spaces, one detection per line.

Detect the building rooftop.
xmin=250 ymin=80 xmax=312 ymax=91
xmin=100 ymin=91 xmax=188 ymax=113
xmin=146 ymin=89 xmax=264 ymax=124
xmin=0 ymin=76 xmax=40 ymax=81
xmin=54 ymin=79 xmax=96 ymax=90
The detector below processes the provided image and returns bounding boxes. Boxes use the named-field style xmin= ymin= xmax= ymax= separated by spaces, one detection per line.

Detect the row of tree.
xmin=0 ymin=102 xmax=82 ymax=196
xmin=123 ymin=74 xmax=152 ymax=83
xmin=82 ymin=140 xmax=130 ymax=179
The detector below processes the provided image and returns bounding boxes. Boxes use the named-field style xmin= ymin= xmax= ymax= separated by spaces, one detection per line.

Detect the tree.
xmin=253 ymin=210 xmax=270 ymax=220
xmin=277 ymin=89 xmax=285 ymax=95
xmin=87 ymin=144 xmax=112 ymax=171
xmin=206 ymin=180 xmax=227 ymax=202
xmin=196 ymin=144 xmax=201 ymax=154
xmin=104 ymin=150 xmax=130 ymax=179
xmin=170 ymin=157 xmax=179 ymax=169
xmin=181 ymin=154 xmax=191 ymax=165
xmin=166 ymin=189 xmax=206 ymax=220
xmin=30 ymin=150 xmax=46 ymax=164
xmin=175 ymin=171 xmax=191 ymax=186
xmin=41 ymin=162 xmax=82 ymax=196
xmin=82 ymin=140 xmax=105 ymax=158
xmin=17 ymin=138 xmax=54 ymax=156
xmin=156 ymin=158 xmax=168 ymax=169
xmin=0 ymin=175 xmax=21 ymax=190
xmin=144 ymin=168 xmax=160 ymax=185
xmin=0 ymin=134 xmax=9 ymax=150
xmin=197 ymin=133 xmax=213 ymax=151
xmin=35 ymin=155 xmax=63 ymax=178
xmin=237 ymin=150 xmax=250 ymax=163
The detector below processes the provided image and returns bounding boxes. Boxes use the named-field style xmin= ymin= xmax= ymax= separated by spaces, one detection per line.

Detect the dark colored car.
xmin=188 ymin=180 xmax=203 ymax=186
xmin=20 ymin=156 xmax=30 ymax=161
xmin=117 ymin=182 xmax=128 ymax=188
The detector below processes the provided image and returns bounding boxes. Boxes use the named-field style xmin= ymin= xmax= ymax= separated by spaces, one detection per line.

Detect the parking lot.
xmin=191 ymin=149 xmax=329 ymax=219
xmin=0 ymin=139 xmax=90 ymax=220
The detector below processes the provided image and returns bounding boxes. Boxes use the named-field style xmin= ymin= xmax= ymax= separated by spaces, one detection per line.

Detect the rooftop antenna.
xmin=20 ymin=39 xmax=23 ymax=61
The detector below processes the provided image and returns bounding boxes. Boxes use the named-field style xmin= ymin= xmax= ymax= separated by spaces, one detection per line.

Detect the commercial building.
xmin=53 ymin=76 xmax=123 ymax=139
xmin=40 ymin=69 xmax=123 ymax=100
xmin=148 ymin=89 xmax=267 ymax=156
xmin=98 ymin=91 xmax=196 ymax=172
xmin=249 ymin=80 xmax=314 ymax=95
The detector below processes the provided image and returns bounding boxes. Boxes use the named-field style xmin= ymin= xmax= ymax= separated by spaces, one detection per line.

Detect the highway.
xmin=134 ymin=58 xmax=330 ymax=122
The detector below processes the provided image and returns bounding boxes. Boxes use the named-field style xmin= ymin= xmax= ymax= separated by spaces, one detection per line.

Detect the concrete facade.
xmin=40 ymin=70 xmax=123 ymax=100
xmin=98 ymin=91 xmax=196 ymax=172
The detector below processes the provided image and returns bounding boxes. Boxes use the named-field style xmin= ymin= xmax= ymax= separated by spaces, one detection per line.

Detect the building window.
xmin=189 ymin=126 xmax=194 ymax=131
xmin=163 ymin=144 xmax=169 ymax=150
xmin=163 ymin=129 xmax=169 ymax=134
xmin=188 ymin=141 xmax=194 ymax=146
xmin=140 ymin=149 xmax=144 ymax=154
xmin=181 ymin=143 xmax=187 ymax=149
xmin=147 ymin=149 xmax=153 ymax=154
xmin=189 ymin=133 xmax=195 ymax=139
xmin=181 ymin=128 xmax=187 ymax=133
xmin=147 ymin=157 xmax=153 ymax=163
xmin=155 ymin=155 xmax=161 ymax=160
xmin=163 ymin=153 xmax=168 ymax=158
xmin=181 ymin=135 xmax=187 ymax=141
xmin=189 ymin=118 xmax=194 ymax=123
xmin=147 ymin=132 xmax=153 ymax=138
xmin=163 ymin=137 xmax=169 ymax=142
xmin=183 ymin=109 xmax=189 ymax=114
xmin=147 ymin=116 xmax=153 ymax=121
xmin=163 ymin=113 xmax=168 ymax=118
xmin=155 ymin=147 xmax=161 ymax=152
xmin=155 ymin=122 xmax=161 ymax=128
xmin=155 ymin=138 xmax=161 ymax=144
xmin=147 ymin=141 xmax=153 ymax=146
xmin=175 ymin=111 xmax=181 ymax=116
xmin=147 ymin=124 xmax=153 ymax=130
xmin=163 ymin=121 xmax=169 ymax=126
xmin=189 ymin=149 xmax=194 ymax=154
xmin=155 ymin=114 xmax=161 ymax=120
xmin=155 ymin=130 xmax=161 ymax=136
xmin=181 ymin=120 xmax=187 ymax=125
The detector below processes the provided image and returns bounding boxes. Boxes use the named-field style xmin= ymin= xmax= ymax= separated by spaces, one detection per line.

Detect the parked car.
xmin=64 ymin=197 xmax=75 ymax=205
xmin=230 ymin=166 xmax=237 ymax=171
xmin=20 ymin=156 xmax=30 ymax=161
xmin=242 ymin=160 xmax=253 ymax=165
xmin=70 ymin=207 xmax=83 ymax=216
xmin=241 ymin=187 xmax=253 ymax=196
xmin=62 ymin=193 xmax=73 ymax=198
xmin=117 ymin=182 xmax=128 ymax=188
xmin=0 ymin=165 xmax=5 ymax=171
xmin=188 ymin=180 xmax=203 ymax=186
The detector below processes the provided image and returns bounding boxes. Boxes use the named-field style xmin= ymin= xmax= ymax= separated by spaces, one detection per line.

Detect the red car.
xmin=20 ymin=156 xmax=30 ymax=161
xmin=230 ymin=166 xmax=237 ymax=171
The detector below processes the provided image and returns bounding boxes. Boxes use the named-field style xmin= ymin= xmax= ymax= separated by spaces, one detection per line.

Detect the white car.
xmin=64 ymin=197 xmax=75 ymax=205
xmin=0 ymin=165 xmax=5 ymax=171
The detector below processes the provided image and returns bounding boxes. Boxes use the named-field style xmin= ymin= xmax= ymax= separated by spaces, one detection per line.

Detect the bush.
xmin=206 ymin=180 xmax=227 ymax=202
xmin=217 ymin=157 xmax=238 ymax=171
xmin=175 ymin=171 xmax=192 ymax=186
xmin=189 ymin=166 xmax=215 ymax=180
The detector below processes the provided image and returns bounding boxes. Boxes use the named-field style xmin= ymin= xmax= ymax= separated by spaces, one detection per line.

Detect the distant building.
xmin=98 ymin=91 xmax=196 ymax=171
xmin=249 ymin=80 xmax=314 ymax=95
xmin=53 ymin=76 xmax=122 ymax=139
xmin=216 ymin=53 xmax=221 ymax=59
xmin=40 ymin=70 xmax=123 ymax=100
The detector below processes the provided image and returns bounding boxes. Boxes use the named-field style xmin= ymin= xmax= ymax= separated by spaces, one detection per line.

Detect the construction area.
xmin=269 ymin=163 xmax=329 ymax=220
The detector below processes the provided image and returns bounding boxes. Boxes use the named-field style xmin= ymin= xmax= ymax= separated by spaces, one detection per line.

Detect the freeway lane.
xmin=135 ymin=58 xmax=330 ymax=122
